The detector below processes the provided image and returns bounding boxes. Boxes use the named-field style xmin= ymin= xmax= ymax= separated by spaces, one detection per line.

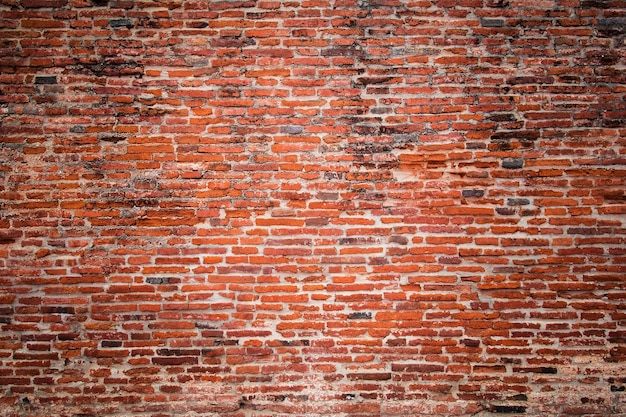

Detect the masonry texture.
xmin=1 ymin=0 xmax=625 ymax=416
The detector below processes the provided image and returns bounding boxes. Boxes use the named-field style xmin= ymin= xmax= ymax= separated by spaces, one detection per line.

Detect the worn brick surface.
xmin=1 ymin=0 xmax=625 ymax=416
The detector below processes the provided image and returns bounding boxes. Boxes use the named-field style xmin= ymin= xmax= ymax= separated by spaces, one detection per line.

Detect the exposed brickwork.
xmin=1 ymin=0 xmax=625 ymax=416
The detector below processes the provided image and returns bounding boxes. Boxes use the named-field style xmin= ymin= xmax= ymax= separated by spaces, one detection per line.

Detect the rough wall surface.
xmin=1 ymin=0 xmax=625 ymax=416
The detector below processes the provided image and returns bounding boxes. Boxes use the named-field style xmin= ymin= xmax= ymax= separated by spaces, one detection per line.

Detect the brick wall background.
xmin=1 ymin=0 xmax=625 ymax=416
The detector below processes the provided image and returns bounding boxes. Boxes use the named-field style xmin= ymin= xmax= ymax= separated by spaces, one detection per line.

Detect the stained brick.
xmin=0 ymin=1 xmax=624 ymax=416
xmin=33 ymin=76 xmax=57 ymax=84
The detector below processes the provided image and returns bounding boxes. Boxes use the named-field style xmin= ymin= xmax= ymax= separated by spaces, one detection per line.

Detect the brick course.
xmin=1 ymin=0 xmax=625 ymax=416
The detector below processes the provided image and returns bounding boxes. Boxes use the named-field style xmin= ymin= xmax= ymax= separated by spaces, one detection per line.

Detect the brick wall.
xmin=1 ymin=0 xmax=625 ymax=416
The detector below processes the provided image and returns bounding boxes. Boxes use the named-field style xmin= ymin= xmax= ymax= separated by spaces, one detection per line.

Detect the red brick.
xmin=0 ymin=1 xmax=624 ymax=416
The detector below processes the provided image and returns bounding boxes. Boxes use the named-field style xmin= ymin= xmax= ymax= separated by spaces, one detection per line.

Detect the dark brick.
xmin=146 ymin=277 xmax=175 ymax=285
xmin=581 ymin=0 xmax=616 ymax=8
xmin=41 ymin=306 xmax=74 ymax=314
xmin=34 ymin=76 xmax=57 ymax=84
xmin=481 ymin=18 xmax=505 ymax=27
xmin=598 ymin=18 xmax=626 ymax=37
xmin=461 ymin=339 xmax=480 ymax=347
xmin=496 ymin=207 xmax=517 ymax=215
xmin=109 ymin=19 xmax=133 ymax=28
xmin=462 ymin=190 xmax=485 ymax=198
xmin=492 ymin=405 xmax=527 ymax=413
xmin=502 ymin=158 xmax=524 ymax=169
xmin=348 ymin=312 xmax=372 ymax=320
xmin=507 ymin=198 xmax=530 ymax=206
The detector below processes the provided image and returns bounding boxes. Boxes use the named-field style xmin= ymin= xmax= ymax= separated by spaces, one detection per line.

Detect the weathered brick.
xmin=0 ymin=1 xmax=624 ymax=416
